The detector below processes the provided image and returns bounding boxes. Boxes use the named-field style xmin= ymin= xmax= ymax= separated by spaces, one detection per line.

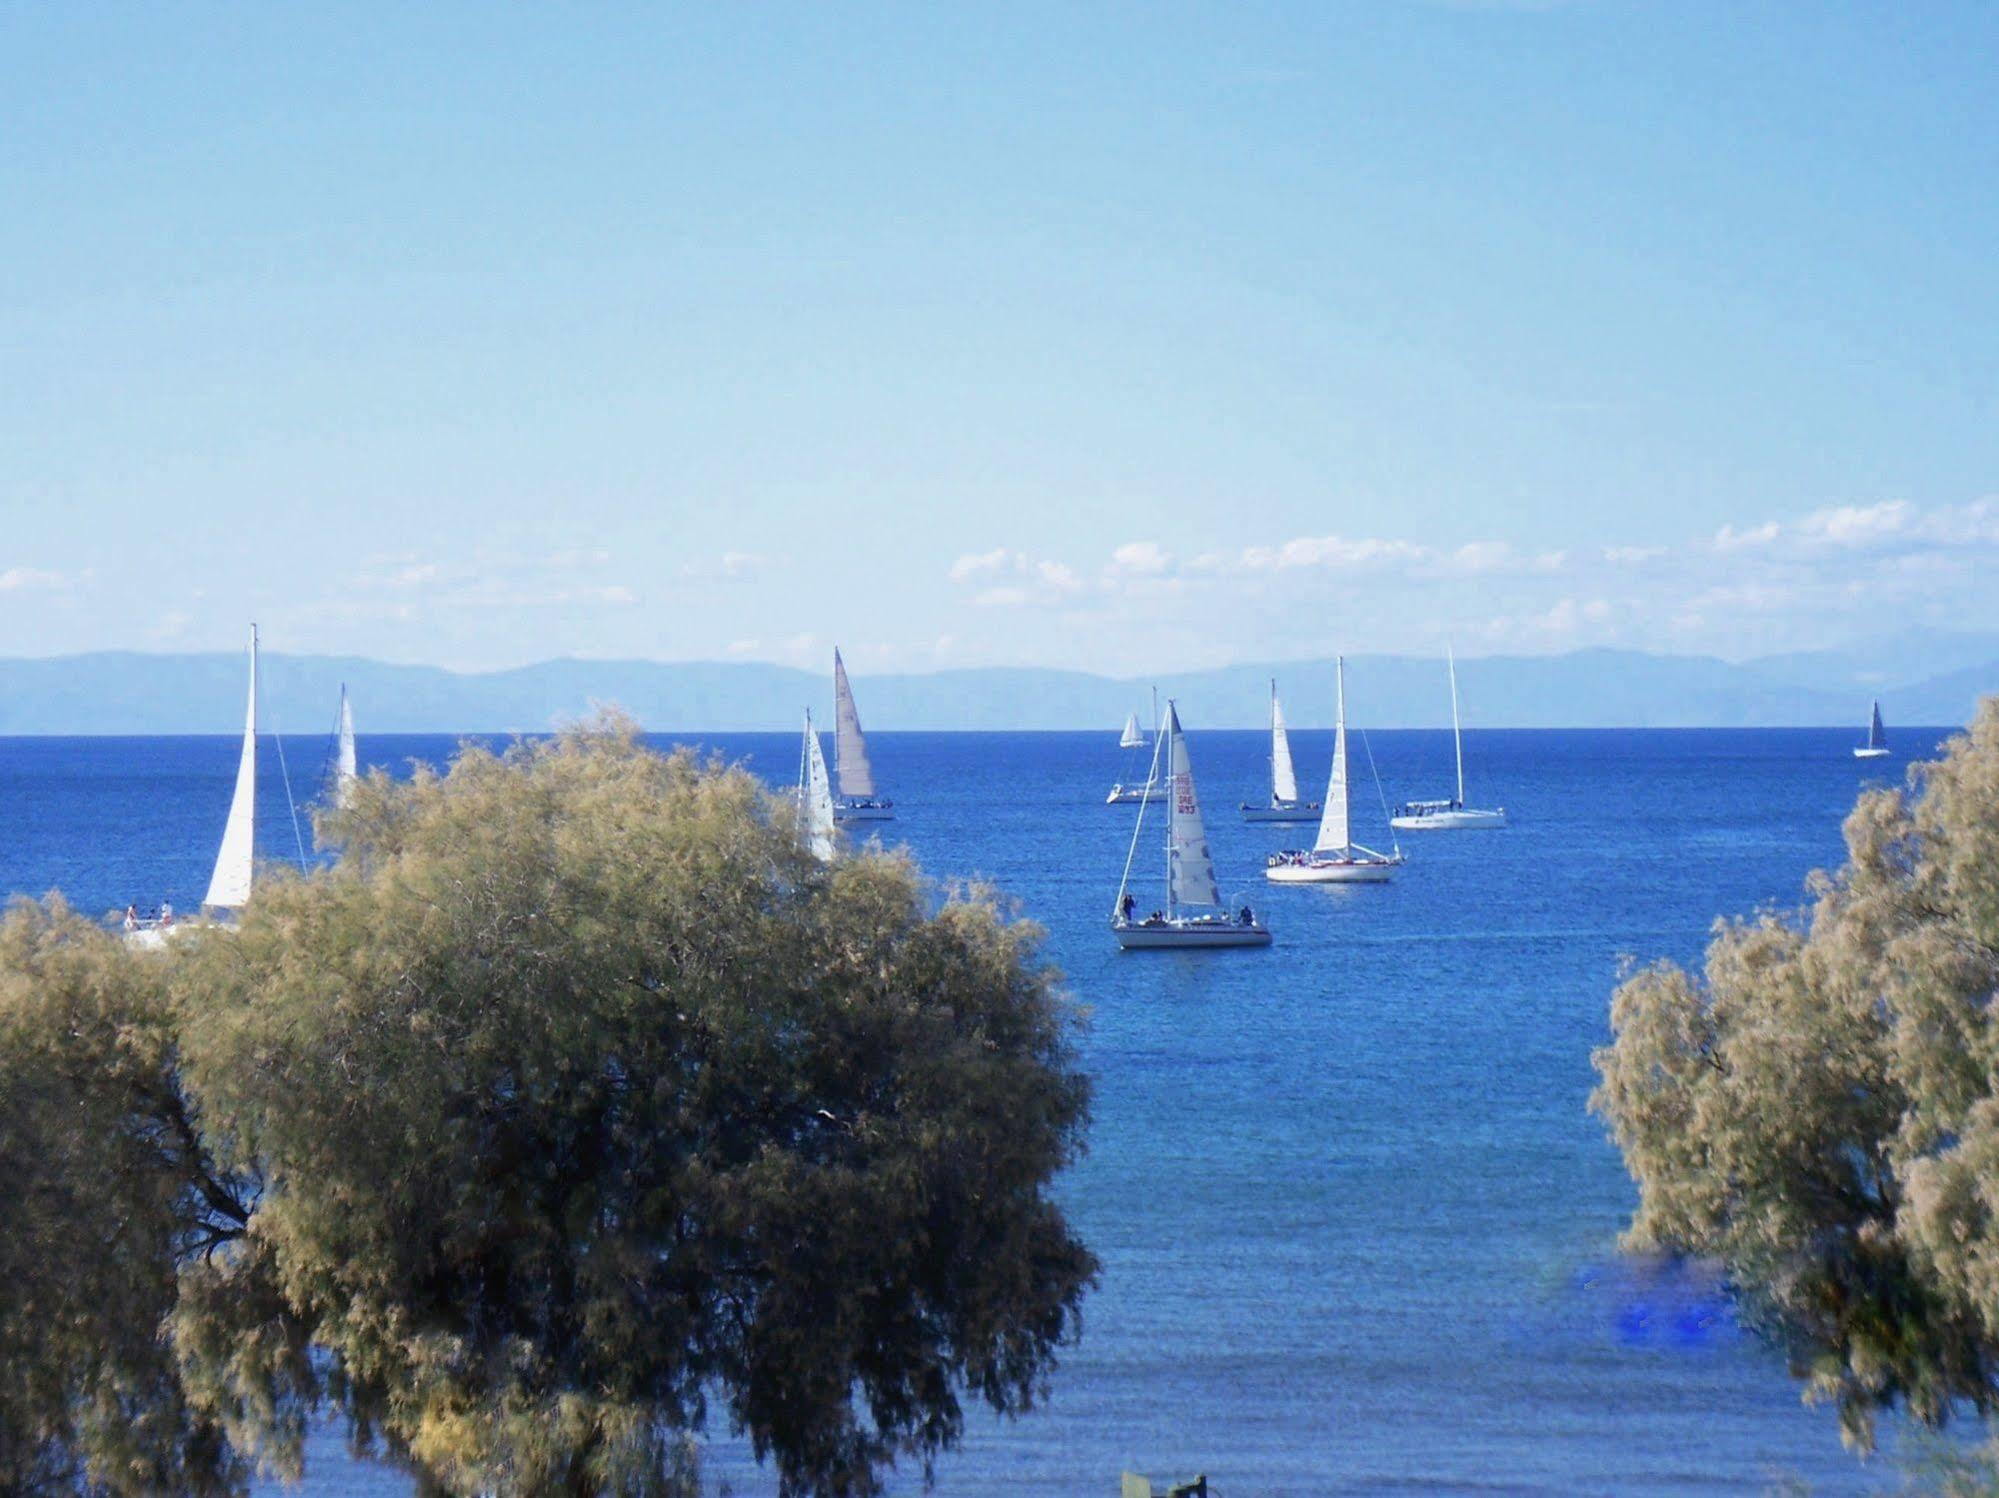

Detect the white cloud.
xmin=1106 ymin=540 xmax=1172 ymax=576
xmin=1239 ymin=535 xmax=1428 ymax=572
xmin=1713 ymin=521 xmax=1780 ymax=552
xmin=1796 ymin=500 xmax=1909 ymax=546
xmin=974 ymin=586 xmax=1030 ymax=608
xmin=1603 ymin=545 xmax=1666 ymax=564
xmin=948 ymin=548 xmax=1014 ymax=582
xmin=0 ymin=566 xmax=69 ymax=592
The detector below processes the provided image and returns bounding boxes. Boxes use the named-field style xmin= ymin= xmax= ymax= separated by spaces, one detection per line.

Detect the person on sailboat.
xmin=123 ymin=904 xmax=139 ymax=932
xmin=1121 ymin=893 xmax=1136 ymax=922
xmin=160 ymin=899 xmax=174 ymax=927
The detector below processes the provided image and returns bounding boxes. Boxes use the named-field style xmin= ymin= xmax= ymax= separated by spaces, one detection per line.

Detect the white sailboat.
xmin=203 ymin=624 xmax=261 ymax=911
xmin=332 ymin=684 xmax=358 ymax=808
xmin=1112 ymin=701 xmax=1272 ymax=948
xmin=796 ymin=709 xmax=837 ymax=861
xmin=1853 ymin=701 xmax=1891 ymax=759
xmin=1268 ymin=657 xmax=1404 ymax=883
xmin=831 ymin=648 xmax=894 ymax=821
xmin=1240 ymin=679 xmax=1321 ymax=822
xmin=1107 ymin=686 xmax=1163 ymax=804
xmin=1391 ymin=645 xmax=1506 ymax=830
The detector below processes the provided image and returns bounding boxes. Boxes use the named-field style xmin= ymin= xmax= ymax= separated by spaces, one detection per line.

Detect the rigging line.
xmin=271 ymin=724 xmax=310 ymax=871
xmin=1113 ymin=709 xmax=1167 ymax=919
xmin=1357 ymin=726 xmax=1400 ymax=858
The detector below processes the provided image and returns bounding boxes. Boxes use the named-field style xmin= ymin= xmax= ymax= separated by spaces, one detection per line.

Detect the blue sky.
xmin=3 ymin=3 xmax=1995 ymax=673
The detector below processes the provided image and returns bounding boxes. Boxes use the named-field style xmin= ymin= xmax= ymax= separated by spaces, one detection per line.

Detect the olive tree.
xmin=1592 ymin=697 xmax=1999 ymax=1452
xmin=0 ymin=717 xmax=1095 ymax=1496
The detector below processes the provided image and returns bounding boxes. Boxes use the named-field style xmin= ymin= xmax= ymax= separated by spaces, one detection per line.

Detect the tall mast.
xmin=1449 ymin=643 xmax=1465 ymax=807
xmin=1163 ymin=703 xmax=1175 ymax=918
xmin=1269 ymin=677 xmax=1277 ymax=799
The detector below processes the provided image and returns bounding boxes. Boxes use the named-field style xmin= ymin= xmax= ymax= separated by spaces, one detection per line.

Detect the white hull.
xmin=1390 ymin=806 xmax=1507 ymax=830
xmin=1853 ymin=747 xmax=1891 ymax=760
xmin=1106 ymin=782 xmax=1161 ymax=805
xmin=1240 ymin=801 xmax=1321 ymax=823
xmin=1266 ymin=856 xmax=1400 ymax=884
xmin=834 ymin=801 xmax=895 ymax=822
xmin=1112 ymin=918 xmax=1272 ymax=949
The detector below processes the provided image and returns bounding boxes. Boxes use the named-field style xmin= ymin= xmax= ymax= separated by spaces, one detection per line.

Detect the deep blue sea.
xmin=0 ymin=726 xmax=1956 ymax=1495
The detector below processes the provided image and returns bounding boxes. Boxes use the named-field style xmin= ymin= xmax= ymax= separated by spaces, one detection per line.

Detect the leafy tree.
xmin=0 ymin=718 xmax=1095 ymax=1496
xmin=1592 ymin=698 xmax=1999 ymax=1453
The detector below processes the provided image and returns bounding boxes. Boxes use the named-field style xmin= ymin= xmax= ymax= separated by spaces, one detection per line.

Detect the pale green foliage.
xmin=0 ymin=715 xmax=1094 ymax=1496
xmin=1593 ymin=698 xmax=1999 ymax=1452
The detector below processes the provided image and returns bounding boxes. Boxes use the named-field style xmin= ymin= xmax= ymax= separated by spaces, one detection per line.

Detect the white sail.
xmin=1313 ymin=658 xmax=1352 ymax=856
xmin=204 ymin=624 xmax=259 ymax=910
xmin=1164 ymin=703 xmax=1221 ymax=911
xmin=1448 ymin=644 xmax=1466 ymax=806
xmin=832 ymin=649 xmax=876 ymax=799
xmin=1120 ymin=711 xmax=1144 ymax=749
xmin=799 ymin=711 xmax=835 ymax=862
xmin=335 ymin=685 xmax=358 ymax=809
xmin=1270 ymin=682 xmax=1300 ymax=804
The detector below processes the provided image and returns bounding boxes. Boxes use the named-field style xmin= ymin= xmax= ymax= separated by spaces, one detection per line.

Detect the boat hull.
xmin=1390 ymin=807 xmax=1507 ymax=830
xmin=1266 ymin=857 xmax=1399 ymax=884
xmin=1112 ymin=919 xmax=1272 ymax=949
xmin=1240 ymin=802 xmax=1321 ymax=823
xmin=1106 ymin=783 xmax=1161 ymax=805
xmin=834 ymin=802 xmax=895 ymax=822
xmin=1853 ymin=748 xmax=1891 ymax=759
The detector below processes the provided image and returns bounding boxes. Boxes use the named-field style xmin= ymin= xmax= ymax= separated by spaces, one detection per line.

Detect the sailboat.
xmin=1112 ymin=701 xmax=1272 ymax=948
xmin=331 ymin=684 xmax=359 ymax=808
xmin=796 ymin=709 xmax=836 ymax=861
xmin=1240 ymin=679 xmax=1321 ymax=822
xmin=203 ymin=624 xmax=262 ymax=911
xmin=1391 ymin=646 xmax=1506 ymax=830
xmin=1107 ymin=686 xmax=1163 ymax=804
xmin=831 ymin=648 xmax=894 ymax=821
xmin=1267 ymin=657 xmax=1404 ymax=883
xmin=1854 ymin=700 xmax=1891 ymax=759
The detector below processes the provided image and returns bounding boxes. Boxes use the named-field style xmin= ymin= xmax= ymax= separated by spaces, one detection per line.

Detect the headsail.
xmin=1120 ymin=711 xmax=1144 ymax=749
xmin=1269 ymin=681 xmax=1300 ymax=804
xmin=1312 ymin=658 xmax=1352 ymax=856
xmin=1164 ymin=702 xmax=1221 ymax=911
xmin=832 ymin=648 xmax=876 ymax=799
xmin=334 ymin=685 xmax=358 ymax=809
xmin=1868 ymin=700 xmax=1886 ymax=751
xmin=798 ymin=711 xmax=835 ymax=862
xmin=204 ymin=624 xmax=259 ymax=910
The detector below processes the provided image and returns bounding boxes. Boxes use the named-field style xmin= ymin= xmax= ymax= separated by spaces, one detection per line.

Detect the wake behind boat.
xmin=1240 ymin=678 xmax=1320 ymax=822
xmin=1112 ymin=701 xmax=1271 ymax=948
xmin=1854 ymin=700 xmax=1891 ymax=759
xmin=1268 ymin=657 xmax=1403 ymax=884
xmin=831 ymin=648 xmax=894 ymax=821
xmin=1392 ymin=645 xmax=1506 ymax=830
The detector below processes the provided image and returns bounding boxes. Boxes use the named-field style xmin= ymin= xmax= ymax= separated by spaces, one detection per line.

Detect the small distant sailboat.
xmin=1240 ymin=679 xmax=1321 ymax=823
xmin=1267 ymin=657 xmax=1403 ymax=884
xmin=203 ymin=624 xmax=262 ymax=912
xmin=796 ymin=709 xmax=836 ymax=860
xmin=1112 ymin=701 xmax=1272 ymax=948
xmin=1107 ymin=686 xmax=1163 ymax=804
xmin=1854 ymin=700 xmax=1891 ymax=759
xmin=332 ymin=683 xmax=359 ymax=808
xmin=1391 ymin=646 xmax=1506 ymax=830
xmin=831 ymin=648 xmax=894 ymax=821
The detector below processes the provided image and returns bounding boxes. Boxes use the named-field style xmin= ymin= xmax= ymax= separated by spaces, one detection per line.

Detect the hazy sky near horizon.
xmin=4 ymin=3 xmax=1997 ymax=673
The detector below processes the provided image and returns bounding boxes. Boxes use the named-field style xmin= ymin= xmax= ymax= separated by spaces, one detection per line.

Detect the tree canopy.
xmin=1593 ymin=698 xmax=1999 ymax=1452
xmin=0 ymin=718 xmax=1095 ymax=1496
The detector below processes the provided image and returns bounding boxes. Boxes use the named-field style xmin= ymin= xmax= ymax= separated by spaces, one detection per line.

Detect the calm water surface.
xmin=0 ymin=726 xmax=1950 ymax=1495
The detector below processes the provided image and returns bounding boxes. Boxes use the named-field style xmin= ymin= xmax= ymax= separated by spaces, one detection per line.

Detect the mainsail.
xmin=832 ymin=649 xmax=875 ymax=799
xmin=1868 ymin=701 xmax=1886 ymax=751
xmin=204 ymin=624 xmax=258 ymax=910
xmin=1269 ymin=682 xmax=1300 ymax=804
xmin=799 ymin=711 xmax=835 ymax=862
xmin=1313 ymin=658 xmax=1352 ymax=856
xmin=1164 ymin=702 xmax=1221 ymax=911
xmin=334 ymin=685 xmax=358 ymax=809
xmin=1120 ymin=711 xmax=1145 ymax=749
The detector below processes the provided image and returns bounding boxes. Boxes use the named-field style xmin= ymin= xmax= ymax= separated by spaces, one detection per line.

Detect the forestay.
xmin=832 ymin=649 xmax=875 ymax=798
xmin=1165 ymin=703 xmax=1221 ymax=910
xmin=204 ymin=624 xmax=259 ymax=909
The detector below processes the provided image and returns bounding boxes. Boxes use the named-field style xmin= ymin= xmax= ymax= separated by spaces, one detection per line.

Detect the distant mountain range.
xmin=1 ymin=631 xmax=1995 ymax=735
